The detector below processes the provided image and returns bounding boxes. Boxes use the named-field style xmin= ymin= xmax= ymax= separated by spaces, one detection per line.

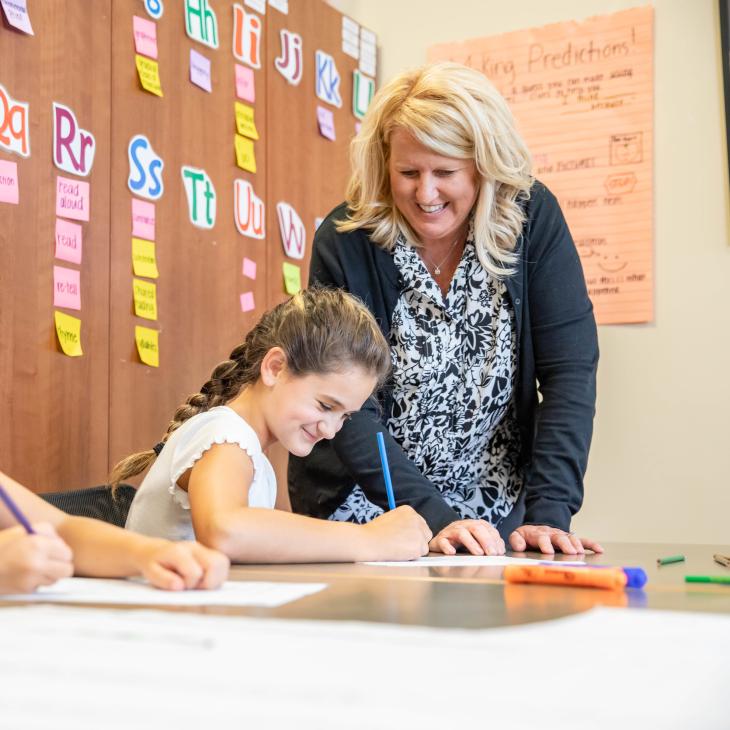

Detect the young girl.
xmin=117 ymin=289 xmax=431 ymax=563
xmin=0 ymin=469 xmax=229 ymax=595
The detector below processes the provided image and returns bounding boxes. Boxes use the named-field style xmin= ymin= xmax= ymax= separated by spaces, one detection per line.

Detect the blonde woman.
xmin=290 ymin=62 xmax=602 ymax=556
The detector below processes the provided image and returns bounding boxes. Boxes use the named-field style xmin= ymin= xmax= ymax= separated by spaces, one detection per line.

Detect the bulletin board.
xmin=0 ymin=0 xmax=374 ymax=492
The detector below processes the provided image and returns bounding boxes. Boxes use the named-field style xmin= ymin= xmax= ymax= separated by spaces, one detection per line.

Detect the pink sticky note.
xmin=53 ymin=265 xmax=81 ymax=310
xmin=133 ymin=15 xmax=158 ymax=59
xmin=132 ymin=198 xmax=156 ymax=240
xmin=0 ymin=0 xmax=34 ymax=35
xmin=235 ymin=64 xmax=256 ymax=103
xmin=242 ymin=257 xmax=257 ymax=280
xmin=0 ymin=160 xmax=19 ymax=204
xmin=55 ymin=218 xmax=83 ymax=265
xmin=190 ymin=49 xmax=212 ymax=92
xmin=240 ymin=292 xmax=255 ymax=312
xmin=317 ymin=106 xmax=336 ymax=141
xmin=56 ymin=176 xmax=90 ymax=221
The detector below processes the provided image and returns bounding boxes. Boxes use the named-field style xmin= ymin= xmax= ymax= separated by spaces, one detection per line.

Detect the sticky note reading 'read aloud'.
xmin=0 ymin=159 xmax=19 ymax=204
xmin=135 ymin=54 xmax=163 ymax=97
xmin=54 ymin=311 xmax=82 ymax=357
xmin=53 ymin=265 xmax=81 ymax=310
xmin=135 ymin=325 xmax=159 ymax=367
xmin=132 ymin=238 xmax=159 ymax=279
xmin=282 ymin=261 xmax=301 ymax=295
xmin=56 ymin=176 xmax=90 ymax=221
xmin=133 ymin=278 xmax=158 ymax=320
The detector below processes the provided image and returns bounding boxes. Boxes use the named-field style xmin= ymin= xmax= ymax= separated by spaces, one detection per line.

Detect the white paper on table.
xmin=0 ymin=577 xmax=326 ymax=607
xmin=362 ymin=555 xmax=585 ymax=567
xmin=0 ymin=605 xmax=728 ymax=728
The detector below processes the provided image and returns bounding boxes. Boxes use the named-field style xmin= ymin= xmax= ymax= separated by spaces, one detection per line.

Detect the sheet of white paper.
xmin=0 ymin=605 xmax=727 ymax=728
xmin=0 ymin=578 xmax=326 ymax=607
xmin=362 ymin=555 xmax=585 ymax=567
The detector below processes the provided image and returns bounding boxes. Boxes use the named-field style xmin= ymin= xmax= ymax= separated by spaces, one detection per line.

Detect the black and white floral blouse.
xmin=331 ymin=228 xmax=523 ymax=527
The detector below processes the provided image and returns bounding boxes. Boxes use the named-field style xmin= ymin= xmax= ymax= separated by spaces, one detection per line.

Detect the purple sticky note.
xmin=0 ymin=0 xmax=34 ymax=35
xmin=242 ymin=257 xmax=257 ymax=280
xmin=190 ymin=49 xmax=212 ymax=92
xmin=235 ymin=64 xmax=255 ymax=103
xmin=53 ymin=265 xmax=81 ymax=311
xmin=133 ymin=15 xmax=158 ymax=59
xmin=0 ymin=160 xmax=19 ymax=204
xmin=55 ymin=218 xmax=83 ymax=265
xmin=240 ymin=292 xmax=255 ymax=312
xmin=56 ymin=176 xmax=90 ymax=221
xmin=317 ymin=106 xmax=336 ymax=141
xmin=132 ymin=198 xmax=156 ymax=240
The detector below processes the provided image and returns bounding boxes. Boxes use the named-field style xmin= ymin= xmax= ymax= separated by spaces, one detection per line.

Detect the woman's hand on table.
xmin=428 ymin=519 xmax=505 ymax=556
xmin=508 ymin=525 xmax=603 ymax=555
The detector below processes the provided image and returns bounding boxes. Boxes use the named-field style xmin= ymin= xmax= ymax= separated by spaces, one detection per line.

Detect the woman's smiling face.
xmin=388 ymin=128 xmax=479 ymax=249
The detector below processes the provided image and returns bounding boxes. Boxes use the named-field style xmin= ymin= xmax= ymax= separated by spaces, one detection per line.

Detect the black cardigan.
xmin=288 ymin=181 xmax=598 ymax=534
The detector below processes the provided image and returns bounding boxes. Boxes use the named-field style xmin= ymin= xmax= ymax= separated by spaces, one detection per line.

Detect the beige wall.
xmin=328 ymin=0 xmax=730 ymax=544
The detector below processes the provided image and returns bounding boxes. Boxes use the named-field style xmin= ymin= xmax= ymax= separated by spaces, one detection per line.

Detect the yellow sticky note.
xmin=135 ymin=325 xmax=160 ymax=367
xmin=54 ymin=311 xmax=83 ymax=357
xmin=135 ymin=54 xmax=163 ymax=97
xmin=282 ymin=262 xmax=301 ymax=295
xmin=133 ymin=278 xmax=158 ymax=320
xmin=234 ymin=101 xmax=259 ymax=140
xmin=234 ymin=134 xmax=257 ymax=173
xmin=132 ymin=238 xmax=159 ymax=279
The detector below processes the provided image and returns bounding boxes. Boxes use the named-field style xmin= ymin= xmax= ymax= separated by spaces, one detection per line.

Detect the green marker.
xmin=657 ymin=554 xmax=685 ymax=566
xmin=685 ymin=575 xmax=730 ymax=584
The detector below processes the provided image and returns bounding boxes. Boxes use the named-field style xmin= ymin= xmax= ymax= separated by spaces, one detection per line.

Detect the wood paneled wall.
xmin=0 ymin=0 xmax=367 ymax=492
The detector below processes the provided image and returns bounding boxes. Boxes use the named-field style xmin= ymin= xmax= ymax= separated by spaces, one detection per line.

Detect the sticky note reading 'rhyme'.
xmin=135 ymin=55 xmax=163 ymax=97
xmin=53 ymin=265 xmax=81 ymax=311
xmin=132 ymin=238 xmax=159 ymax=279
xmin=54 ymin=311 xmax=82 ymax=357
xmin=135 ymin=325 xmax=159 ymax=367
xmin=133 ymin=278 xmax=158 ymax=320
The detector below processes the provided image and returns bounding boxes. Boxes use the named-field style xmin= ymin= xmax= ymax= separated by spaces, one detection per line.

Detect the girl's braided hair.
xmin=109 ymin=288 xmax=391 ymax=490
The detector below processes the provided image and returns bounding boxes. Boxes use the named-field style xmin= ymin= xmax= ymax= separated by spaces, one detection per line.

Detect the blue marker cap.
xmin=622 ymin=567 xmax=647 ymax=589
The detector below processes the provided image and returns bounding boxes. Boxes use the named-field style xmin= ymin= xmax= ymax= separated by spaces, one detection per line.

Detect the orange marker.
xmin=504 ymin=564 xmax=627 ymax=590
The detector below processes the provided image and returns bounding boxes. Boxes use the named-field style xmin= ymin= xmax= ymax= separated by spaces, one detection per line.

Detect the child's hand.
xmin=0 ymin=523 xmax=74 ymax=594
xmin=364 ymin=506 xmax=432 ymax=561
xmin=136 ymin=540 xmax=230 ymax=591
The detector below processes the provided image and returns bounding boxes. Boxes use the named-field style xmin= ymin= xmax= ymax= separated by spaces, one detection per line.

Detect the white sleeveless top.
xmin=125 ymin=406 xmax=277 ymax=541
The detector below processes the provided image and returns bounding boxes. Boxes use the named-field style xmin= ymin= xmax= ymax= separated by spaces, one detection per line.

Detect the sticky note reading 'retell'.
xmin=53 ymin=265 xmax=81 ymax=310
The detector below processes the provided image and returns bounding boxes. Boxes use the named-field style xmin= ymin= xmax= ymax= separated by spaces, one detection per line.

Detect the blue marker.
xmin=0 ymin=483 xmax=36 ymax=534
xmin=376 ymin=432 xmax=396 ymax=510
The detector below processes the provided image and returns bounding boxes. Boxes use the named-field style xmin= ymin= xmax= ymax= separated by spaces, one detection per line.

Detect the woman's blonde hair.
xmin=109 ymin=288 xmax=391 ymax=490
xmin=340 ymin=61 xmax=534 ymax=277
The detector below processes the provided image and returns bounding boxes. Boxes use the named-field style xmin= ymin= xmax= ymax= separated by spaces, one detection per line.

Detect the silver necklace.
xmin=421 ymin=237 xmax=463 ymax=276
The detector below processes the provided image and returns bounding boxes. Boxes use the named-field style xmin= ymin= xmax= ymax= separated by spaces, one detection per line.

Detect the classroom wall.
xmin=329 ymin=0 xmax=730 ymax=544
